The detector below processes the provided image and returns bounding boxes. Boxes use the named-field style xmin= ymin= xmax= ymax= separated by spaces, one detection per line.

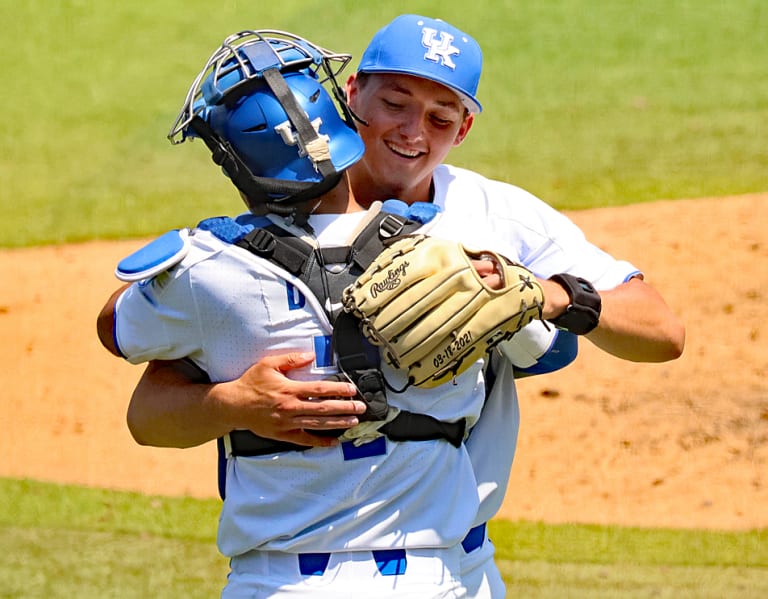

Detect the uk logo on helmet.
xmin=421 ymin=28 xmax=459 ymax=70
xmin=274 ymin=117 xmax=329 ymax=158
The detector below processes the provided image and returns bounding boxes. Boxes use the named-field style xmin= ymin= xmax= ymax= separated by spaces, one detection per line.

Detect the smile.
xmin=386 ymin=141 xmax=424 ymax=159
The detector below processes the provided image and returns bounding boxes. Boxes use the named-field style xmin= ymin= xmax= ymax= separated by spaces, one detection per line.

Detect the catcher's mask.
xmin=168 ymin=30 xmax=365 ymax=215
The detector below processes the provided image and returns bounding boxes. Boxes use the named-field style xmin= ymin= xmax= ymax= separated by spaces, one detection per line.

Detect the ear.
xmin=453 ymin=113 xmax=474 ymax=147
xmin=345 ymin=73 xmax=358 ymax=107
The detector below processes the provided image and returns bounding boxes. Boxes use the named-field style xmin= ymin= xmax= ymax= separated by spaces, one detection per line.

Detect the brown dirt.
xmin=1 ymin=194 xmax=766 ymax=531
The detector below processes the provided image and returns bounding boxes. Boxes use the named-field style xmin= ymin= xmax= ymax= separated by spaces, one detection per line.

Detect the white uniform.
xmin=114 ymin=165 xmax=638 ymax=598
xmin=429 ymin=165 xmax=641 ymax=597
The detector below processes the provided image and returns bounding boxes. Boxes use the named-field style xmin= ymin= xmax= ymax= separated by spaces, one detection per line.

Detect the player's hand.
xmin=219 ymin=352 xmax=366 ymax=447
xmin=474 ymin=259 xmax=570 ymax=320
xmin=471 ymin=258 xmax=502 ymax=289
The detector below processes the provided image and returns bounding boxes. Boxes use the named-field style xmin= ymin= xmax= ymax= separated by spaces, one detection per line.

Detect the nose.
xmin=397 ymin=110 xmax=424 ymax=141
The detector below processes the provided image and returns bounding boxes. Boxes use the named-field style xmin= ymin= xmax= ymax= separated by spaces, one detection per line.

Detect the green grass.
xmin=0 ymin=479 xmax=226 ymax=598
xmin=1 ymin=0 xmax=766 ymax=247
xmin=1 ymin=479 xmax=766 ymax=598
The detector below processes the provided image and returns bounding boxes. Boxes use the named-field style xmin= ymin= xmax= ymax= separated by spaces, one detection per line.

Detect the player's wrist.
xmin=546 ymin=273 xmax=602 ymax=335
xmin=205 ymin=379 xmax=248 ymax=433
xmin=538 ymin=278 xmax=570 ymax=319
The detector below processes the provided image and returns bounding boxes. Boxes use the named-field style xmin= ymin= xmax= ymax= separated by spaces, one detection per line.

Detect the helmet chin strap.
xmin=261 ymin=68 xmax=337 ymax=180
xmin=188 ymin=114 xmax=343 ymax=218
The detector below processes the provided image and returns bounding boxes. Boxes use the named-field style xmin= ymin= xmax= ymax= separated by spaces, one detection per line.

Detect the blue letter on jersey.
xmin=286 ymin=282 xmax=306 ymax=310
xmin=314 ymin=335 xmax=334 ymax=368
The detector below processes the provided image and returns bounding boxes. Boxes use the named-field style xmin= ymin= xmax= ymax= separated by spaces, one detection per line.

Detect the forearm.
xmin=585 ymin=277 xmax=685 ymax=362
xmin=126 ymin=361 xmax=236 ymax=448
xmin=126 ymin=354 xmax=365 ymax=449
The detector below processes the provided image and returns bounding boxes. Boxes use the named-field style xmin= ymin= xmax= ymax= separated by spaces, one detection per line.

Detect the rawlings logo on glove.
xmin=370 ymin=262 xmax=410 ymax=297
xmin=342 ymin=235 xmax=545 ymax=388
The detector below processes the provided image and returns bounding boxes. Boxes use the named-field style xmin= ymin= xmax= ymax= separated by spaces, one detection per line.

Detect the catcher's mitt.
xmin=341 ymin=235 xmax=545 ymax=388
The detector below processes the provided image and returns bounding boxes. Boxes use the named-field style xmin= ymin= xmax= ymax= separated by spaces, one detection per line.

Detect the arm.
xmin=540 ymin=276 xmax=685 ymax=363
xmin=585 ymin=276 xmax=684 ymax=362
xmin=97 ymin=285 xmax=366 ymax=449
xmin=126 ymin=354 xmax=365 ymax=449
xmin=108 ymin=256 xmax=519 ymax=448
xmin=120 ymin=255 xmax=562 ymax=448
xmin=96 ymin=283 xmax=129 ymax=357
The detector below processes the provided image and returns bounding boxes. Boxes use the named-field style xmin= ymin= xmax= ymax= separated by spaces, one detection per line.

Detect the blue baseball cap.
xmin=357 ymin=14 xmax=483 ymax=113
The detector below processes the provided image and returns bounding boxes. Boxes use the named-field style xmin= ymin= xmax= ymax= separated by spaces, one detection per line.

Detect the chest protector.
xmin=197 ymin=202 xmax=466 ymax=456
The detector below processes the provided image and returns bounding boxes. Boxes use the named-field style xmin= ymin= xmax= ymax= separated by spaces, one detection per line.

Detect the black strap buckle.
xmin=243 ymin=228 xmax=277 ymax=256
xmin=378 ymin=214 xmax=408 ymax=239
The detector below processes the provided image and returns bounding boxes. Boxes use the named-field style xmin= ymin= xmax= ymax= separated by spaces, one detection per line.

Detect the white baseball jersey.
xmin=114 ymin=165 xmax=638 ymax=562
xmin=115 ymin=209 xmax=488 ymax=558
xmin=429 ymin=164 xmax=640 ymax=525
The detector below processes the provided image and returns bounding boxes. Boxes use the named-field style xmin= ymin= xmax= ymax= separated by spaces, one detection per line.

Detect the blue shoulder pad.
xmin=406 ymin=201 xmax=442 ymax=224
xmin=116 ymin=229 xmax=191 ymax=282
xmin=381 ymin=199 xmax=409 ymax=217
xmin=381 ymin=199 xmax=442 ymax=224
xmin=195 ymin=215 xmax=272 ymax=244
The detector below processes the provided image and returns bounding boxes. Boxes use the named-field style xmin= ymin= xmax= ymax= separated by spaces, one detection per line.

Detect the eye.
xmin=430 ymin=115 xmax=453 ymax=128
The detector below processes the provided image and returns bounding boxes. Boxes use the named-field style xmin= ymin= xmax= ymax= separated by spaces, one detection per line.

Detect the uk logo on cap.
xmin=421 ymin=28 xmax=459 ymax=69
xmin=357 ymin=14 xmax=483 ymax=113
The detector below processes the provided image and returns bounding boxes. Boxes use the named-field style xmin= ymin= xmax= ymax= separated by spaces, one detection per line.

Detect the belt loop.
xmin=372 ymin=549 xmax=407 ymax=575
xmin=461 ymin=523 xmax=487 ymax=554
xmin=298 ymin=553 xmax=331 ymax=576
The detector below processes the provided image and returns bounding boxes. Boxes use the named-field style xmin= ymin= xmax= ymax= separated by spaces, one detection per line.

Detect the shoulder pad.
xmin=197 ymin=216 xmax=250 ymax=243
xmin=406 ymin=202 xmax=442 ymax=224
xmin=115 ymin=229 xmax=191 ymax=282
xmin=381 ymin=199 xmax=442 ymax=224
xmin=196 ymin=215 xmax=272 ymax=243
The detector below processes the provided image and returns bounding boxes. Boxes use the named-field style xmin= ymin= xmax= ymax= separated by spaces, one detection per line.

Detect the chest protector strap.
xmin=219 ymin=210 xmax=467 ymax=454
xmin=234 ymin=211 xmax=420 ymax=319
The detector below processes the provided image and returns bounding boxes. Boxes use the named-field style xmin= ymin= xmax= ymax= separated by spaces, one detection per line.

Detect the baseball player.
xmin=343 ymin=16 xmax=683 ymax=595
xmin=101 ymin=16 xmax=685 ymax=598
xmin=100 ymin=29 xmax=584 ymax=597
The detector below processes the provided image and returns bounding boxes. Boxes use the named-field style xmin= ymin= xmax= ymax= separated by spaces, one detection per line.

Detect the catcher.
xmin=97 ymin=29 xmax=578 ymax=597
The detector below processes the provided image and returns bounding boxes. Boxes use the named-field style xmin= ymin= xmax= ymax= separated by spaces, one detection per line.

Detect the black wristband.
xmin=548 ymin=273 xmax=601 ymax=335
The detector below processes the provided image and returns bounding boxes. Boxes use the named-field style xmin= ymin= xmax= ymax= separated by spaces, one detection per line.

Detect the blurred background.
xmin=1 ymin=0 xmax=766 ymax=247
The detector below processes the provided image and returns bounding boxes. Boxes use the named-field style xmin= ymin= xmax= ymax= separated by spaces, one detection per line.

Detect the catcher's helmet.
xmin=169 ymin=30 xmax=364 ymax=213
xmin=206 ymin=70 xmax=363 ymax=184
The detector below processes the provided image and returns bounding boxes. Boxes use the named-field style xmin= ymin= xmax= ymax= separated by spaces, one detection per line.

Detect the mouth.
xmin=385 ymin=141 xmax=425 ymax=159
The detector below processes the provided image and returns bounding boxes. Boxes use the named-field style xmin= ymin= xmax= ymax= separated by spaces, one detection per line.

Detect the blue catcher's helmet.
xmin=207 ymin=70 xmax=363 ymax=183
xmin=169 ymin=30 xmax=364 ymax=211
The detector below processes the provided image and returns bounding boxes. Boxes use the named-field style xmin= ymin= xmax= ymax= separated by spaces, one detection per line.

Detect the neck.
xmin=309 ymin=172 xmax=365 ymax=215
xmin=347 ymin=168 xmax=432 ymax=209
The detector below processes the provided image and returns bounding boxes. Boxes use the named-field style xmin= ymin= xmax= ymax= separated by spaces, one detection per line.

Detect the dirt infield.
xmin=1 ymin=193 xmax=765 ymax=531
